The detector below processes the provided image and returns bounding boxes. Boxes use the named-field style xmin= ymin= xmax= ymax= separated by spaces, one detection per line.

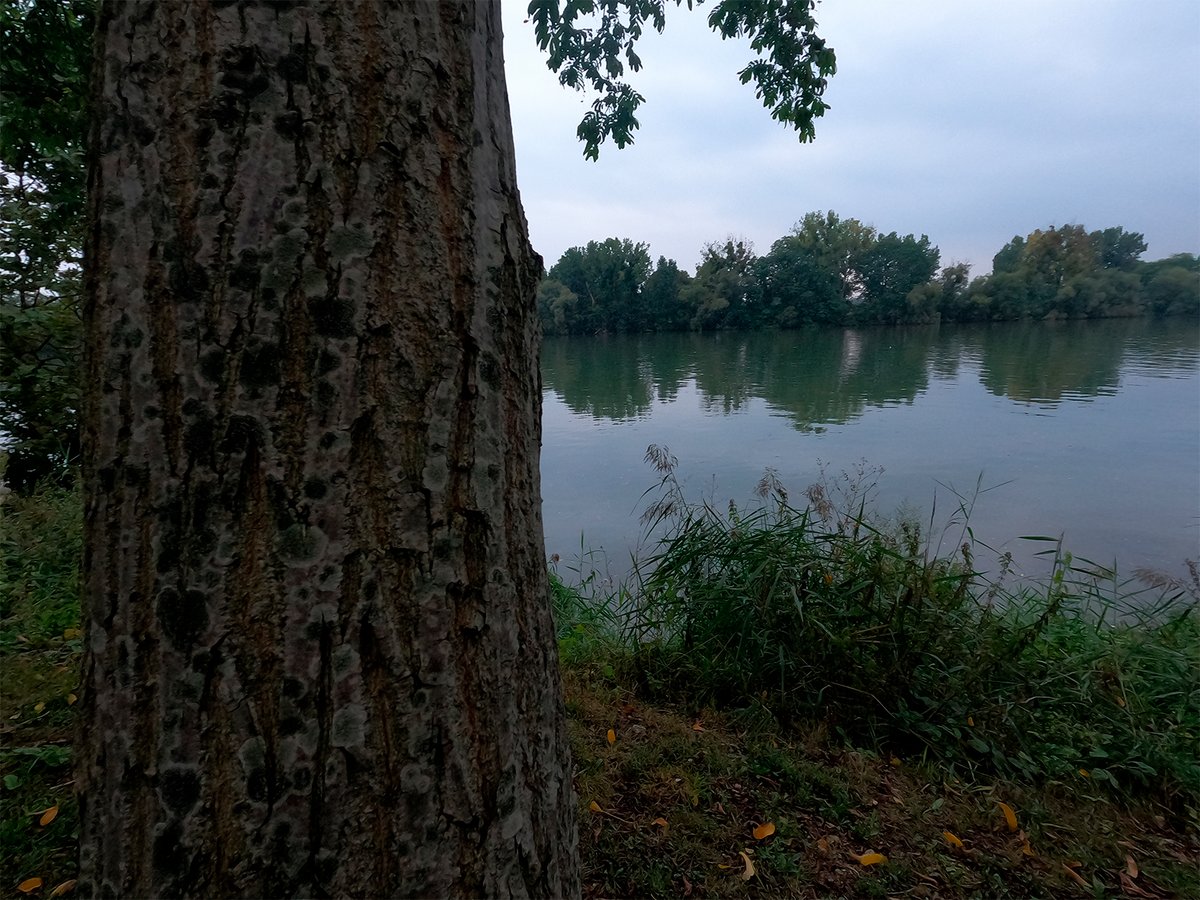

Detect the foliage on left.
xmin=0 ymin=0 xmax=93 ymax=492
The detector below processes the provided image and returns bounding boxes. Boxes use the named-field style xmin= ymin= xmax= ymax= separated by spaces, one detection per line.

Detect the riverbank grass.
xmin=1 ymin=481 xmax=82 ymax=898
xmin=552 ymin=449 xmax=1199 ymax=895
xmin=602 ymin=448 xmax=1200 ymax=799
xmin=564 ymin=664 xmax=1198 ymax=897
xmin=2 ymin=467 xmax=1198 ymax=897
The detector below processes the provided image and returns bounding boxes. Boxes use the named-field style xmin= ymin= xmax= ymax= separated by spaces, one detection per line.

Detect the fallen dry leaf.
xmin=588 ymin=801 xmax=602 ymax=813
xmin=682 ymin=874 xmax=693 ymax=897
xmin=853 ymin=852 xmax=887 ymax=866
xmin=49 ymin=881 xmax=76 ymax=897
xmin=606 ymin=728 xmax=616 ymax=746
xmin=752 ymin=822 xmax=775 ymax=841
xmin=942 ymin=830 xmax=963 ymax=849
xmin=1125 ymin=854 xmax=1139 ymax=878
xmin=651 ymin=817 xmax=668 ymax=829
xmin=33 ymin=702 xmax=45 ymax=714
xmin=1061 ymin=863 xmax=1089 ymax=889
xmin=692 ymin=721 xmax=704 ymax=732
xmin=1119 ymin=871 xmax=1159 ymax=898
xmin=39 ymin=805 xmax=59 ymax=827
xmin=816 ymin=837 xmax=831 ymax=855
xmin=997 ymin=801 xmax=1018 ymax=832
xmin=738 ymin=850 xmax=756 ymax=881
xmin=66 ymin=694 xmax=77 ymax=706
xmin=17 ymin=878 xmax=43 ymax=894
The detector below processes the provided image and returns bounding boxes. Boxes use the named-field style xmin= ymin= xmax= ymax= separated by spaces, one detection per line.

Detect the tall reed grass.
xmin=553 ymin=446 xmax=1200 ymax=804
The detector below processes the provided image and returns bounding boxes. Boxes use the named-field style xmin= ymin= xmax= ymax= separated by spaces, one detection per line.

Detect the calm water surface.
xmin=539 ymin=319 xmax=1200 ymax=581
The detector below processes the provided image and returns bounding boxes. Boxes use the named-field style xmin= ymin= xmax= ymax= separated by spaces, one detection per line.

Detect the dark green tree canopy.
xmin=1092 ymin=226 xmax=1149 ymax=270
xmin=535 ymin=218 xmax=1196 ymax=334
xmin=0 ymin=0 xmax=93 ymax=219
xmin=528 ymin=0 xmax=836 ymax=159
xmin=547 ymin=237 xmax=653 ymax=332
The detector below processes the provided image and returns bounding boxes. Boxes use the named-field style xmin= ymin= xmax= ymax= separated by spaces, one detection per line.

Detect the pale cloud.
xmin=503 ymin=0 xmax=1200 ymax=276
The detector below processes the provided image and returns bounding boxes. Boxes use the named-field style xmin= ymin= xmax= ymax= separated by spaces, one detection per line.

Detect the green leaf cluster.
xmin=528 ymin=0 xmax=835 ymax=159
xmin=0 ymin=0 xmax=92 ymax=220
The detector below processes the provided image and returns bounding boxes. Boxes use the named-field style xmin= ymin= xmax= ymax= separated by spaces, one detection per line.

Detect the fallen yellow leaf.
xmin=942 ymin=830 xmax=963 ymax=849
xmin=606 ymin=728 xmax=616 ymax=746
xmin=652 ymin=817 xmax=668 ymax=828
xmin=738 ymin=850 xmax=756 ymax=881
xmin=39 ymin=805 xmax=59 ymax=827
xmin=1021 ymin=840 xmax=1036 ymax=858
xmin=62 ymin=628 xmax=82 ymax=640
xmin=889 ymin=756 xmax=901 ymax=767
xmin=66 ymin=694 xmax=77 ymax=706
xmin=853 ymin=852 xmax=887 ymax=866
xmin=752 ymin=822 xmax=775 ymax=841
xmin=588 ymin=801 xmax=602 ymax=813
xmin=967 ymin=716 xmax=975 ymax=726
xmin=997 ymin=801 xmax=1018 ymax=832
xmin=33 ymin=702 xmax=45 ymax=714
xmin=50 ymin=880 xmax=77 ymax=897
xmin=17 ymin=878 xmax=43 ymax=893
xmin=1079 ymin=769 xmax=1090 ymax=777
xmin=1116 ymin=696 xmax=1126 ymax=707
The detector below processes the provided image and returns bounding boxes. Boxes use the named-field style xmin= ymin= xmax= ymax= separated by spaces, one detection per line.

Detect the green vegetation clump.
xmin=0 ymin=478 xmax=81 ymax=648
xmin=557 ymin=447 xmax=1200 ymax=805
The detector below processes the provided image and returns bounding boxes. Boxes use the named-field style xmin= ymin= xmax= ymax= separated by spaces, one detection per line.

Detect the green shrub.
xmin=0 ymin=476 xmax=82 ymax=647
xmin=609 ymin=447 xmax=1200 ymax=801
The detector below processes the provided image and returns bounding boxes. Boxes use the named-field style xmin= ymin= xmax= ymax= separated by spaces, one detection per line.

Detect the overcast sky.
xmin=501 ymin=0 xmax=1200 ymax=277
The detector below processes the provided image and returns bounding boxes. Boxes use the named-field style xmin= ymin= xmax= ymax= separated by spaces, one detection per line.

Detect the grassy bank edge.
xmin=2 ymin=476 xmax=1198 ymax=897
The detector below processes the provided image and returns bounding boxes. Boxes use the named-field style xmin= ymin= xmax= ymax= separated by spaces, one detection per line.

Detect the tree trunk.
xmin=78 ymin=1 xmax=579 ymax=896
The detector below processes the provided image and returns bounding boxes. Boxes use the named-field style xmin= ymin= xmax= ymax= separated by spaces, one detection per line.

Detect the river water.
xmin=539 ymin=318 xmax=1200 ymax=584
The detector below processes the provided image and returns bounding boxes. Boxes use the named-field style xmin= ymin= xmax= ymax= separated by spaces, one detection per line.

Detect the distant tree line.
xmin=538 ymin=213 xmax=1200 ymax=335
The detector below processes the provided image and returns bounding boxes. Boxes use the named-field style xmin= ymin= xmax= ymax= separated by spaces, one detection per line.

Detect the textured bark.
xmin=77 ymin=2 xmax=579 ymax=896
